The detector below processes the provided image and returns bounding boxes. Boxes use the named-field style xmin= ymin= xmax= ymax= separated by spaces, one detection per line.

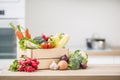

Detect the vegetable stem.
xmin=9 ymin=22 xmax=17 ymax=30
xmin=17 ymin=25 xmax=21 ymax=32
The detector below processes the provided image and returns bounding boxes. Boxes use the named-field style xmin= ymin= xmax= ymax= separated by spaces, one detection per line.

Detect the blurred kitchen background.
xmin=26 ymin=0 xmax=120 ymax=49
xmin=0 ymin=0 xmax=120 ymax=70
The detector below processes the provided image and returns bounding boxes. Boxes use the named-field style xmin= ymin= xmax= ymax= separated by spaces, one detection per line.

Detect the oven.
xmin=0 ymin=28 xmax=16 ymax=59
xmin=0 ymin=0 xmax=25 ymax=59
xmin=0 ymin=19 xmax=18 ymax=59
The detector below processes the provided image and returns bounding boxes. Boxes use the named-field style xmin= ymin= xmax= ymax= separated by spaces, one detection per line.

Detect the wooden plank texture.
xmin=0 ymin=64 xmax=120 ymax=80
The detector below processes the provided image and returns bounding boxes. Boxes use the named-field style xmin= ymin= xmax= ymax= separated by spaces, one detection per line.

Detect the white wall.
xmin=26 ymin=0 xmax=120 ymax=48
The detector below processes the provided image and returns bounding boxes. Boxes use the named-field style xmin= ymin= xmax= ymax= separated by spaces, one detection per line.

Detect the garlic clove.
xmin=49 ymin=61 xmax=58 ymax=70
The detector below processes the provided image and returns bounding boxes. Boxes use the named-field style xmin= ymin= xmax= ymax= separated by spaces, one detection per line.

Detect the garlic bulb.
xmin=49 ymin=61 xmax=58 ymax=70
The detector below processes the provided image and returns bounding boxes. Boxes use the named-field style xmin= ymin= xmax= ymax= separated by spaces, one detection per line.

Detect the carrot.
xmin=10 ymin=22 xmax=24 ymax=40
xmin=25 ymin=28 xmax=31 ymax=39
xmin=15 ymin=30 xmax=24 ymax=40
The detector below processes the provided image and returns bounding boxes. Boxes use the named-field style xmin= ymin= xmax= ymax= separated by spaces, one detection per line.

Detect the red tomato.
xmin=40 ymin=42 xmax=48 ymax=49
xmin=47 ymin=42 xmax=54 ymax=48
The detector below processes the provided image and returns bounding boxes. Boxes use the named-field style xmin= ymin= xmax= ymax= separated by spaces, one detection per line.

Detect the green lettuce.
xmin=19 ymin=38 xmax=40 ymax=50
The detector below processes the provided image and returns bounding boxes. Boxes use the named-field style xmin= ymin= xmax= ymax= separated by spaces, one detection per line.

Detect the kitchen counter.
xmin=0 ymin=64 xmax=120 ymax=80
xmin=86 ymin=48 xmax=120 ymax=56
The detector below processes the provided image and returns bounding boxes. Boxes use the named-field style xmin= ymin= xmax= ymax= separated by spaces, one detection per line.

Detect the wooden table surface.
xmin=0 ymin=64 xmax=120 ymax=80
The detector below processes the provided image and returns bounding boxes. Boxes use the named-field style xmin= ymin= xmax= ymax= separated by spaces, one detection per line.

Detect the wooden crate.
xmin=18 ymin=48 xmax=69 ymax=69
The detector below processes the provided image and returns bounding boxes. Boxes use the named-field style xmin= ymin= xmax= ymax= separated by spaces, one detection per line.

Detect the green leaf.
xmin=19 ymin=38 xmax=40 ymax=50
xmin=9 ymin=59 xmax=19 ymax=72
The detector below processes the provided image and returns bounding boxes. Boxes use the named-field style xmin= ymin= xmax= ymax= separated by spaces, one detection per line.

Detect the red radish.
xmin=25 ymin=57 xmax=32 ymax=61
xmin=44 ymin=36 xmax=49 ymax=41
xmin=31 ymin=61 xmax=37 ymax=67
xmin=41 ymin=33 xmax=49 ymax=41
xmin=36 ymin=61 xmax=40 ymax=65
xmin=31 ymin=58 xmax=37 ymax=62
xmin=18 ymin=65 xmax=24 ymax=71
xmin=19 ymin=60 xmax=26 ymax=66
xmin=41 ymin=33 xmax=46 ymax=40
xmin=24 ymin=66 xmax=34 ymax=72
xmin=25 ymin=60 xmax=31 ymax=64
xmin=32 ymin=67 xmax=35 ymax=71
xmin=41 ymin=33 xmax=46 ymax=38
xmin=17 ymin=57 xmax=39 ymax=72
xmin=33 ymin=66 xmax=38 ymax=70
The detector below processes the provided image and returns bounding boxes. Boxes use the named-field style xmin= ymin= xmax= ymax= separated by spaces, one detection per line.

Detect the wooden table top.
xmin=0 ymin=64 xmax=120 ymax=80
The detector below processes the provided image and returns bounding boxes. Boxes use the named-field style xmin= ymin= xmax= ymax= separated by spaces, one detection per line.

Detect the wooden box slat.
xmin=38 ymin=59 xmax=59 ymax=69
xmin=32 ymin=48 xmax=69 ymax=59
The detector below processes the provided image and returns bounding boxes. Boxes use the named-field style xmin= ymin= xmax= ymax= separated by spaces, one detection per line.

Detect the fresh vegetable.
xmin=19 ymin=38 xmax=40 ymax=49
xmin=41 ymin=33 xmax=50 ymax=41
xmin=10 ymin=22 xmax=32 ymax=40
xmin=55 ymin=34 xmax=70 ymax=48
xmin=10 ymin=23 xmax=70 ymax=50
xmin=9 ymin=22 xmax=17 ymax=30
xmin=9 ymin=57 xmax=39 ymax=72
xmin=9 ymin=59 xmax=19 ymax=71
xmin=15 ymin=30 xmax=24 ymax=40
xmin=60 ymin=54 xmax=69 ymax=63
xmin=49 ymin=61 xmax=58 ymax=70
xmin=33 ymin=36 xmax=46 ymax=44
xmin=24 ymin=66 xmax=34 ymax=72
xmin=68 ymin=56 xmax=81 ymax=70
xmin=40 ymin=42 xmax=54 ymax=49
xmin=25 ymin=27 xmax=31 ymax=39
xmin=47 ymin=42 xmax=54 ymax=48
xmin=69 ymin=50 xmax=88 ymax=70
xmin=58 ymin=60 xmax=68 ymax=70
xmin=40 ymin=42 xmax=48 ymax=49
xmin=48 ymin=33 xmax=69 ymax=48
xmin=18 ymin=65 xmax=24 ymax=71
xmin=48 ymin=33 xmax=64 ymax=47
xmin=18 ymin=57 xmax=39 ymax=72
xmin=10 ymin=22 xmax=24 ymax=40
xmin=80 ymin=62 xmax=87 ymax=69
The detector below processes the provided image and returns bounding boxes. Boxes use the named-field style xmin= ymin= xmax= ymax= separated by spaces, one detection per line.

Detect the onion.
xmin=58 ymin=60 xmax=68 ymax=70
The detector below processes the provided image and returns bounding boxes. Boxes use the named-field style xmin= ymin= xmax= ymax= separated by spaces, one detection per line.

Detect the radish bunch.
xmin=9 ymin=57 xmax=39 ymax=72
xmin=18 ymin=57 xmax=39 ymax=72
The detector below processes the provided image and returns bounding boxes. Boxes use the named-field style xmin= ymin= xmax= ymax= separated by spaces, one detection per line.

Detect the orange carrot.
xmin=25 ymin=28 xmax=31 ymax=39
xmin=15 ymin=30 xmax=24 ymax=40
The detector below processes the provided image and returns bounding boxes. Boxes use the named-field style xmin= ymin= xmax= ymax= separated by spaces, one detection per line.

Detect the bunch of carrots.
xmin=9 ymin=22 xmax=31 ymax=40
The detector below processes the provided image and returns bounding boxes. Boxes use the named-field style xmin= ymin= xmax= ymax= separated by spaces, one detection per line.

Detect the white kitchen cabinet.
xmin=0 ymin=0 xmax=19 ymax=2
xmin=0 ymin=0 xmax=25 ymax=18
xmin=114 ymin=56 xmax=120 ymax=64
xmin=88 ymin=56 xmax=114 ymax=64
xmin=86 ymin=48 xmax=120 ymax=64
xmin=88 ymin=56 xmax=120 ymax=64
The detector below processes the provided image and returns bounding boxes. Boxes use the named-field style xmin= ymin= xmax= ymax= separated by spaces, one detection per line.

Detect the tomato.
xmin=40 ymin=42 xmax=48 ymax=49
xmin=47 ymin=42 xmax=54 ymax=48
xmin=40 ymin=42 xmax=54 ymax=49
